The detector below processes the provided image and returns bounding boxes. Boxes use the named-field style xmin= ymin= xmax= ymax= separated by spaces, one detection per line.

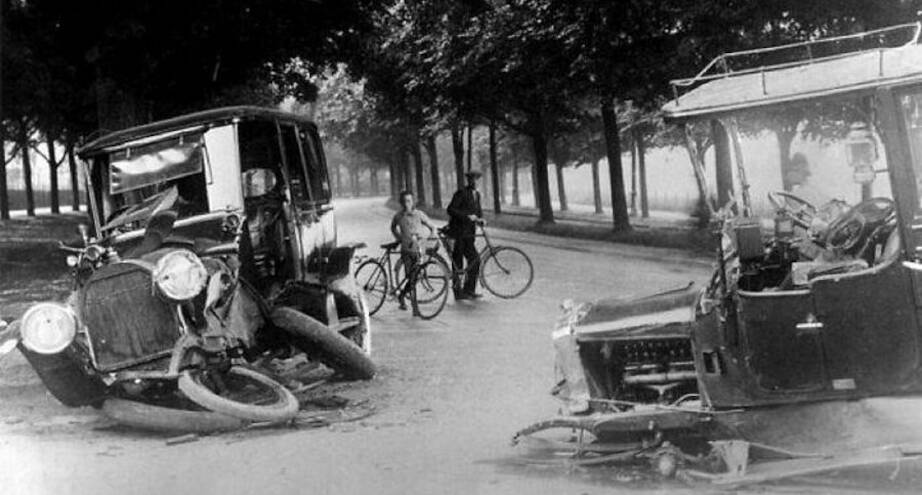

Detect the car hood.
xmin=572 ymin=282 xmax=700 ymax=340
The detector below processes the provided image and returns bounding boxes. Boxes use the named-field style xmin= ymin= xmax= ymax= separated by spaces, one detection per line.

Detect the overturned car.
xmin=521 ymin=24 xmax=922 ymax=484
xmin=0 ymin=107 xmax=374 ymax=432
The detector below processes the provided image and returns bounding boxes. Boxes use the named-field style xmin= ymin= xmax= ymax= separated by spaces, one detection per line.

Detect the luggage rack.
xmin=671 ymin=22 xmax=922 ymax=94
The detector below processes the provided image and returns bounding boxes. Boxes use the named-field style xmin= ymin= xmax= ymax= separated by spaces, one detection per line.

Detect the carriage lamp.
xmin=846 ymin=123 xmax=878 ymax=184
xmin=153 ymin=250 xmax=208 ymax=301
xmin=20 ymin=303 xmax=77 ymax=355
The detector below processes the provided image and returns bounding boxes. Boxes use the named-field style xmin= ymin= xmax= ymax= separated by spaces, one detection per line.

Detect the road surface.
xmin=0 ymin=197 xmax=715 ymax=494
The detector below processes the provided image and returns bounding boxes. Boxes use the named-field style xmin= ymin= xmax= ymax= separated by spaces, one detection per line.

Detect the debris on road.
xmin=165 ymin=433 xmax=200 ymax=446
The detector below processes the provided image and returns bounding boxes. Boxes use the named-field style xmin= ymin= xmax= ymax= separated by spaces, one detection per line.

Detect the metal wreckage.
xmin=0 ymin=107 xmax=375 ymax=432
xmin=514 ymin=23 xmax=922 ymax=485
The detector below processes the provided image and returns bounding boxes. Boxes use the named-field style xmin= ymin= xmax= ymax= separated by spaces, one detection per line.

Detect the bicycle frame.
xmin=438 ymin=224 xmax=496 ymax=273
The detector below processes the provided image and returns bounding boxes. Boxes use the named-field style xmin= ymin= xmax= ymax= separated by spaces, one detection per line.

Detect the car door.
xmin=275 ymin=122 xmax=311 ymax=275
xmin=805 ymin=87 xmax=922 ymax=394
xmin=276 ymin=123 xmax=335 ymax=278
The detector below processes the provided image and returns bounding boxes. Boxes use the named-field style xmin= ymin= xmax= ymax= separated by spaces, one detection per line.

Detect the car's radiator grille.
xmin=81 ymin=262 xmax=180 ymax=371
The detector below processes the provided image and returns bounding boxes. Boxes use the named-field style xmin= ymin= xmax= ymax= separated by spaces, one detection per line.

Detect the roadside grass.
xmin=388 ymin=198 xmax=717 ymax=254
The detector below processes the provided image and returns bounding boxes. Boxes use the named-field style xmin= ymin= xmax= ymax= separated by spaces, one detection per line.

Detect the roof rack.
xmin=671 ymin=22 xmax=921 ymax=91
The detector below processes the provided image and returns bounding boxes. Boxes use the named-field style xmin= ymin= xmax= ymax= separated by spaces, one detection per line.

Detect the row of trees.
xmin=316 ymin=0 xmax=922 ymax=230
xmin=2 ymin=1 xmax=919 ymax=225
xmin=0 ymin=0 xmax=380 ymax=219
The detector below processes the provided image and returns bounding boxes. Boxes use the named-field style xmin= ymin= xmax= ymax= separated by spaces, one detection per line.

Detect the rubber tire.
xmin=479 ymin=246 xmax=534 ymax=299
xmin=102 ymin=398 xmax=248 ymax=434
xmin=270 ymin=306 xmax=375 ymax=380
xmin=411 ymin=259 xmax=450 ymax=320
xmin=18 ymin=344 xmax=107 ymax=408
xmin=354 ymin=259 xmax=388 ymax=316
xmin=178 ymin=366 xmax=299 ymax=423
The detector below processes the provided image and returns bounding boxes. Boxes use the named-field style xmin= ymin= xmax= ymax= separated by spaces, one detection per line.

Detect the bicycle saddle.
xmin=381 ymin=241 xmax=400 ymax=250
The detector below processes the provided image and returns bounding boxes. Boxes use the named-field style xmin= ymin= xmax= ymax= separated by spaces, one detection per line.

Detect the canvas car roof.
xmin=662 ymin=43 xmax=922 ymax=121
xmin=78 ymin=106 xmax=316 ymax=157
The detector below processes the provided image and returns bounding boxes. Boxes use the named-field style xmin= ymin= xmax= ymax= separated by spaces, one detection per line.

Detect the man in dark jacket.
xmin=446 ymin=170 xmax=484 ymax=299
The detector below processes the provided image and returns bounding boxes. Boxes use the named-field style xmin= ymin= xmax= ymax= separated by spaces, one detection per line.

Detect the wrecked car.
xmin=0 ymin=106 xmax=374 ymax=432
xmin=518 ymin=23 xmax=922 ymax=484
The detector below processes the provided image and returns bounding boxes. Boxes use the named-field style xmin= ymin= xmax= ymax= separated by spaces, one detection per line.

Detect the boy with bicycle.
xmin=390 ymin=191 xmax=437 ymax=312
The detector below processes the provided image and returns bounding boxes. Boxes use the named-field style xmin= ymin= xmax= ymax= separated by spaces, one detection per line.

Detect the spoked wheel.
xmin=354 ymin=259 xmax=388 ymax=316
xmin=480 ymin=246 xmax=534 ymax=299
xmin=411 ymin=259 xmax=450 ymax=320
xmin=178 ymin=366 xmax=300 ymax=424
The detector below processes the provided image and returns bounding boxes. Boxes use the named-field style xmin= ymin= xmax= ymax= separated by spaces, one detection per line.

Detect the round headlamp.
xmin=153 ymin=250 xmax=208 ymax=301
xmin=20 ymin=303 xmax=77 ymax=354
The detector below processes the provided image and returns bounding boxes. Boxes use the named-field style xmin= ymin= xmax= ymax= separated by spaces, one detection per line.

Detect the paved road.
xmin=0 ymin=197 xmax=711 ymax=495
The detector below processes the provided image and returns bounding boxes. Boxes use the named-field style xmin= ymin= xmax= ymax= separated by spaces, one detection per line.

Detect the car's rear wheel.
xmin=270 ymin=306 xmax=375 ymax=380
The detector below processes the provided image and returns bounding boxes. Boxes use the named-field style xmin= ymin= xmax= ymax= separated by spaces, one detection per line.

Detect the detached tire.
xmin=102 ymin=398 xmax=248 ymax=434
xmin=270 ymin=306 xmax=375 ymax=380
xmin=178 ymin=366 xmax=299 ymax=424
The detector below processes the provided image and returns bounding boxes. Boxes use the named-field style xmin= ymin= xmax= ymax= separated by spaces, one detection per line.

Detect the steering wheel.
xmin=824 ymin=197 xmax=895 ymax=252
xmin=768 ymin=191 xmax=816 ymax=229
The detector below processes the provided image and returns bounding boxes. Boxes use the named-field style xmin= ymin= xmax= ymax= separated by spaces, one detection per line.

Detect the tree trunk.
xmin=511 ymin=147 xmax=521 ymax=207
xmin=334 ymin=163 xmax=343 ymax=196
xmin=711 ymin=120 xmax=734 ymax=208
xmin=0 ymin=136 xmax=8 ymax=220
xmin=466 ymin=125 xmax=473 ymax=172
xmin=426 ymin=136 xmax=442 ymax=209
xmin=67 ymin=144 xmax=80 ymax=211
xmin=499 ymin=162 xmax=507 ymax=204
xmin=46 ymin=137 xmax=60 ymax=214
xmin=370 ymin=167 xmax=379 ymax=196
xmin=388 ymin=159 xmax=398 ymax=199
xmin=554 ymin=163 xmax=568 ymax=212
xmin=636 ymin=130 xmax=649 ymax=218
xmin=591 ymin=158 xmax=603 ymax=214
xmin=402 ymin=149 xmax=413 ymax=193
xmin=530 ymin=118 xmax=554 ymax=223
xmin=489 ymin=123 xmax=501 ymax=214
xmin=18 ymin=125 xmax=35 ymax=217
xmin=450 ymin=123 xmax=465 ymax=190
xmin=777 ymin=129 xmax=797 ymax=190
xmin=629 ymin=135 xmax=638 ymax=216
xmin=600 ymin=96 xmax=630 ymax=231
xmin=530 ymin=158 xmax=538 ymax=209
xmin=350 ymin=168 xmax=359 ymax=197
xmin=412 ymin=140 xmax=426 ymax=206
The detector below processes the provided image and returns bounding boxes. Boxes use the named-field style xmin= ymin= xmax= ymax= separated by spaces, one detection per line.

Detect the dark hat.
xmin=465 ymin=170 xmax=483 ymax=178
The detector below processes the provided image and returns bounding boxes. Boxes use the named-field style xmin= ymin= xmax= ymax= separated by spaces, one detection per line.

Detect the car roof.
xmin=663 ymin=37 xmax=922 ymax=121
xmin=78 ymin=105 xmax=316 ymax=157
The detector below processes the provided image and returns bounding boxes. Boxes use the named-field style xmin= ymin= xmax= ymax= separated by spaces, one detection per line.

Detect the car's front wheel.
xmin=178 ymin=366 xmax=300 ymax=423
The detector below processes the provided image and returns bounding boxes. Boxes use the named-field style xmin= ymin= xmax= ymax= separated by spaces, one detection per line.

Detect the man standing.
xmin=391 ymin=191 xmax=436 ymax=311
xmin=446 ymin=170 xmax=484 ymax=300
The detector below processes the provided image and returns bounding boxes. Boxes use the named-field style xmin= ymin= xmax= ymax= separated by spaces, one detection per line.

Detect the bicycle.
xmin=437 ymin=222 xmax=534 ymax=299
xmin=354 ymin=239 xmax=451 ymax=320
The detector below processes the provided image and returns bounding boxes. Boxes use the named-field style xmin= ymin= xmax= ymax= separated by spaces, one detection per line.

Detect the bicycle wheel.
xmin=480 ymin=246 xmax=534 ymax=298
xmin=411 ymin=259 xmax=450 ymax=320
xmin=355 ymin=259 xmax=388 ymax=315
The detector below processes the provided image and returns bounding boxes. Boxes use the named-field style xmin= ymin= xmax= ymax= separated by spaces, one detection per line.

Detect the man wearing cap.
xmin=446 ymin=170 xmax=484 ymax=300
